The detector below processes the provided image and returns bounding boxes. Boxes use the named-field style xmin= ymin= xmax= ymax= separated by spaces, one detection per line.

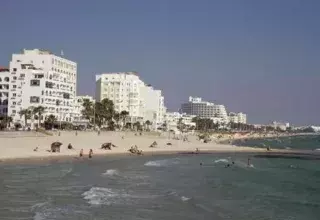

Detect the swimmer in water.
xmin=79 ymin=149 xmax=83 ymax=157
xmin=247 ymin=158 xmax=251 ymax=167
xmin=89 ymin=149 xmax=93 ymax=158
xmin=200 ymin=162 xmax=203 ymax=166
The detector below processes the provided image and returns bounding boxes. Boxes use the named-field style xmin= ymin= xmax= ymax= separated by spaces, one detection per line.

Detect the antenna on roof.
xmin=61 ymin=50 xmax=64 ymax=56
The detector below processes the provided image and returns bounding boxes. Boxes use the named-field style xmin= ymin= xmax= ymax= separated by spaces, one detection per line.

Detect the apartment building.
xmin=8 ymin=49 xmax=77 ymax=126
xmin=181 ymin=96 xmax=229 ymax=123
xmin=95 ymin=72 xmax=166 ymax=127
xmin=165 ymin=112 xmax=196 ymax=131
xmin=229 ymin=112 xmax=247 ymax=124
xmin=0 ymin=67 xmax=10 ymax=115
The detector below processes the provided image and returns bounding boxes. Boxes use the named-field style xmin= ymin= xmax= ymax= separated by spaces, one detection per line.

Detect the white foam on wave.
xmin=181 ymin=196 xmax=191 ymax=202
xmin=102 ymin=169 xmax=119 ymax=176
xmin=82 ymin=187 xmax=129 ymax=205
xmin=214 ymin=159 xmax=229 ymax=163
xmin=144 ymin=158 xmax=180 ymax=167
xmin=315 ymin=148 xmax=320 ymax=151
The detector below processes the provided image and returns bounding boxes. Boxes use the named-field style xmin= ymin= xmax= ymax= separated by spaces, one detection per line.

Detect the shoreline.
xmin=0 ymin=131 xmax=319 ymax=164
xmin=1 ymin=146 xmax=319 ymax=165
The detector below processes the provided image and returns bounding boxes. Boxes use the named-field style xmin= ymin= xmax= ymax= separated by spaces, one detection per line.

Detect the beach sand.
xmin=0 ymin=131 xmax=274 ymax=161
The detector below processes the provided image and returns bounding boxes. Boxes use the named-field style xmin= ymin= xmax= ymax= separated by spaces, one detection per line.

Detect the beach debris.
xmin=166 ymin=142 xmax=172 ymax=146
xmin=51 ymin=142 xmax=62 ymax=152
xmin=128 ymin=145 xmax=143 ymax=155
xmin=33 ymin=147 xmax=39 ymax=152
xmin=149 ymin=141 xmax=158 ymax=148
xmin=67 ymin=143 xmax=73 ymax=150
xmin=101 ymin=142 xmax=117 ymax=150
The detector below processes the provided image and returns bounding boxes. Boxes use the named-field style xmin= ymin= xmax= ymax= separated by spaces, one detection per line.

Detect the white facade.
xmin=229 ymin=112 xmax=247 ymax=124
xmin=165 ymin=112 xmax=196 ymax=131
xmin=0 ymin=67 xmax=10 ymax=115
xmin=95 ymin=72 xmax=166 ymax=128
xmin=213 ymin=105 xmax=229 ymax=123
xmin=140 ymin=85 xmax=165 ymax=129
xmin=8 ymin=49 xmax=77 ymax=126
xmin=272 ymin=121 xmax=290 ymax=131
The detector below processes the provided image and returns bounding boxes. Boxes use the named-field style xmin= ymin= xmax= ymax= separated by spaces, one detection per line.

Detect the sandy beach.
xmin=0 ymin=131 xmax=283 ymax=161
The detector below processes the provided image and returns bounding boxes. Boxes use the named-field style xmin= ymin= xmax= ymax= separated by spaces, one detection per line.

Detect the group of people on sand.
xmin=79 ymin=149 xmax=93 ymax=158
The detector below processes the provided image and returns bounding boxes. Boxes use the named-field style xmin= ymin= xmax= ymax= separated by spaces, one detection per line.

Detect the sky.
xmin=1 ymin=0 xmax=319 ymax=125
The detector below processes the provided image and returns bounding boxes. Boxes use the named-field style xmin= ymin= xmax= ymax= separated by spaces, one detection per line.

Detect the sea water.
xmin=0 ymin=153 xmax=319 ymax=219
xmin=233 ymin=134 xmax=320 ymax=150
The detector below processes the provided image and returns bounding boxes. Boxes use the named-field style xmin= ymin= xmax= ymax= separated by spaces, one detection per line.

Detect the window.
xmin=13 ymin=68 xmax=17 ymax=71
xmin=45 ymin=82 xmax=53 ymax=88
xmin=63 ymin=93 xmax=70 ymax=99
xmin=13 ymin=93 xmax=16 ymax=97
xmin=4 ymin=77 xmax=9 ymax=82
xmin=20 ymin=74 xmax=25 ymax=78
xmin=13 ymin=102 xmax=16 ymax=105
xmin=12 ymin=110 xmax=16 ymax=113
xmin=30 ymin=80 xmax=40 ymax=86
xmin=13 ymin=76 xmax=17 ymax=80
xmin=30 ymin=96 xmax=40 ymax=103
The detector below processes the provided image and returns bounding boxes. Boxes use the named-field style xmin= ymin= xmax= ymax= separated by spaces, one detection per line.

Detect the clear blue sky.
xmin=1 ymin=0 xmax=319 ymax=125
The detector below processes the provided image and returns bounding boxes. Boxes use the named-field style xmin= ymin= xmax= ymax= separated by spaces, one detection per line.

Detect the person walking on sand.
xmin=247 ymin=157 xmax=251 ymax=167
xmin=79 ymin=149 xmax=83 ymax=157
xmin=89 ymin=149 xmax=93 ymax=158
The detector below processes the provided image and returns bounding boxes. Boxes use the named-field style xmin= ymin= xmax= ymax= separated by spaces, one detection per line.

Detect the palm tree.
xmin=33 ymin=106 xmax=46 ymax=127
xmin=19 ymin=108 xmax=32 ymax=128
xmin=145 ymin=120 xmax=152 ymax=131
xmin=113 ymin=112 xmax=120 ymax=129
xmin=120 ymin=110 xmax=129 ymax=130
xmin=5 ymin=116 xmax=12 ymax=128
xmin=45 ymin=114 xmax=57 ymax=130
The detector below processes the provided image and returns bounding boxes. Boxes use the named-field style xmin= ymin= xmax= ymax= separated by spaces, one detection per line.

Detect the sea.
xmin=233 ymin=134 xmax=320 ymax=151
xmin=0 ymin=135 xmax=320 ymax=220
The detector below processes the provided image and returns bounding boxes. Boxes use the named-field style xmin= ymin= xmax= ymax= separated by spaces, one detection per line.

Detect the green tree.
xmin=44 ymin=114 xmax=57 ymax=130
xmin=33 ymin=106 xmax=46 ymax=127
xmin=120 ymin=110 xmax=129 ymax=129
xmin=145 ymin=120 xmax=152 ymax=131
xmin=19 ymin=108 xmax=32 ymax=127
xmin=81 ymin=99 xmax=94 ymax=123
xmin=113 ymin=112 xmax=120 ymax=128
xmin=94 ymin=98 xmax=115 ymax=128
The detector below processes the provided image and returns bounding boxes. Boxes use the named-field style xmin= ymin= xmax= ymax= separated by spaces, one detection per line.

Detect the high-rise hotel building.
xmin=8 ymin=49 xmax=77 ymax=126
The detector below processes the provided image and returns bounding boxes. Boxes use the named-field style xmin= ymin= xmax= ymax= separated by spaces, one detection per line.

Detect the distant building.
xmin=0 ymin=67 xmax=10 ymax=115
xmin=272 ymin=121 xmax=290 ymax=131
xmin=181 ymin=96 xmax=229 ymax=123
xmin=95 ymin=72 xmax=166 ymax=129
xmin=165 ymin=112 xmax=196 ymax=131
xmin=229 ymin=112 xmax=247 ymax=124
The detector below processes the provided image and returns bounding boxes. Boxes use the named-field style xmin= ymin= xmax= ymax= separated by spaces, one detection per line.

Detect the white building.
xmin=73 ymin=95 xmax=95 ymax=124
xmin=272 ymin=121 xmax=290 ymax=131
xmin=181 ymin=96 xmax=229 ymax=123
xmin=0 ymin=67 xmax=10 ymax=115
xmin=95 ymin=72 xmax=166 ymax=128
xmin=140 ymin=85 xmax=165 ymax=129
xmin=229 ymin=112 xmax=247 ymax=124
xmin=165 ymin=112 xmax=196 ymax=131
xmin=8 ymin=49 xmax=77 ymax=126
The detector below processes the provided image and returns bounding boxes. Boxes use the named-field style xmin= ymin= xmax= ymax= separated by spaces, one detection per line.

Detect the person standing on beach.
xmin=79 ymin=149 xmax=83 ymax=157
xmin=89 ymin=149 xmax=93 ymax=158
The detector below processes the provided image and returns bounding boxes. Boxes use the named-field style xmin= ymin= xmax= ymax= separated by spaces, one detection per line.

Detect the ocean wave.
xmin=82 ymin=187 xmax=129 ymax=205
xmin=181 ymin=196 xmax=191 ymax=202
xmin=144 ymin=158 xmax=180 ymax=167
xmin=214 ymin=159 xmax=229 ymax=163
xmin=101 ymin=169 xmax=119 ymax=176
